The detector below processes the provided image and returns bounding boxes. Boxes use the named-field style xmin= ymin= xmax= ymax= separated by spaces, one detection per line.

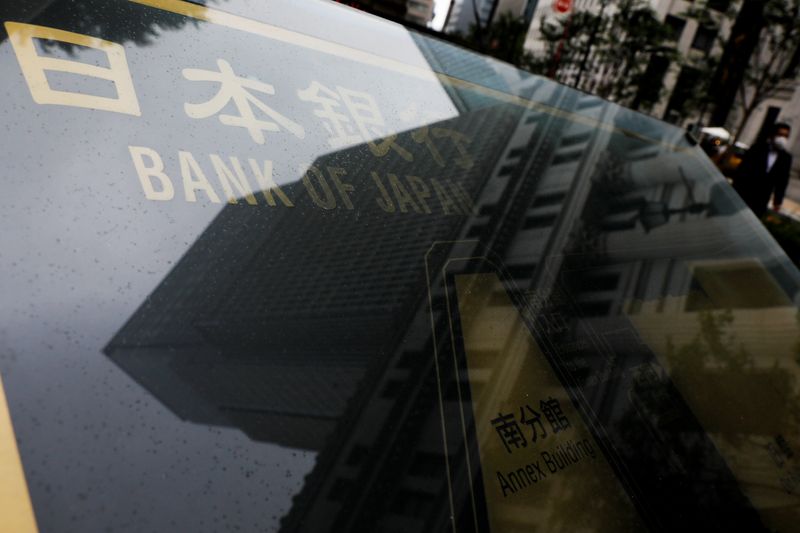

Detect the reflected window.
xmin=686 ymin=261 xmax=792 ymax=311
xmin=691 ymin=24 xmax=717 ymax=53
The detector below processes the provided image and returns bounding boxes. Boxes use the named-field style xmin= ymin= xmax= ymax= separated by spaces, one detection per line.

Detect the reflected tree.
xmin=666 ymin=310 xmax=751 ymax=374
xmin=1 ymin=0 xmax=225 ymax=50
xmin=535 ymin=0 xmax=677 ymax=109
xmin=566 ymin=153 xmax=633 ymax=259
xmin=665 ymin=309 xmax=800 ymax=449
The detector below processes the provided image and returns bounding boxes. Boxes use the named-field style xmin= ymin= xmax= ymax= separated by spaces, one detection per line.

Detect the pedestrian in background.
xmin=732 ymin=122 xmax=793 ymax=217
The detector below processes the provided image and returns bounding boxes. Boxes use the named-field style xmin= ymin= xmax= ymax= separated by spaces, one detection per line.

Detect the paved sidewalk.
xmin=779 ymin=197 xmax=800 ymax=221
xmin=779 ymin=176 xmax=800 ymax=221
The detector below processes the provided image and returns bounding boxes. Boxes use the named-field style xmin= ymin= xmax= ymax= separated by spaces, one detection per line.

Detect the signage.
xmin=553 ymin=0 xmax=572 ymax=14
xmin=454 ymin=273 xmax=643 ymax=532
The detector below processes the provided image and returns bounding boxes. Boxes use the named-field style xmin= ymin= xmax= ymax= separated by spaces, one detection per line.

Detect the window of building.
xmin=664 ymin=15 xmax=686 ymax=42
xmin=523 ymin=213 xmax=558 ymax=229
xmin=664 ymin=66 xmax=701 ymax=120
xmin=635 ymin=55 xmax=670 ymax=106
xmin=691 ymin=24 xmax=717 ymax=53
xmin=531 ymin=192 xmax=566 ymax=207
xmin=783 ymin=43 xmax=800 ymax=79
xmin=328 ymin=478 xmax=353 ymax=501
xmin=685 ymin=262 xmax=791 ymax=311
xmin=498 ymin=164 xmax=516 ymax=176
xmin=381 ymin=379 xmax=404 ymax=398
xmin=707 ymin=0 xmax=731 ymax=12
xmin=346 ymin=445 xmax=369 ymax=466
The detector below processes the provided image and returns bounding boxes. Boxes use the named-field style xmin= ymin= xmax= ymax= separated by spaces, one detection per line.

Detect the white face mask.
xmin=773 ymin=135 xmax=789 ymax=151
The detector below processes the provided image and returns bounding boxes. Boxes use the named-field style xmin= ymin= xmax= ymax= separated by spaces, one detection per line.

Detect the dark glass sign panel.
xmin=1 ymin=1 xmax=800 ymax=531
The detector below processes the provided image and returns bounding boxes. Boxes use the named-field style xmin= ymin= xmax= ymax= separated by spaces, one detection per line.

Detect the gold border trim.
xmin=0 ymin=374 xmax=38 ymax=533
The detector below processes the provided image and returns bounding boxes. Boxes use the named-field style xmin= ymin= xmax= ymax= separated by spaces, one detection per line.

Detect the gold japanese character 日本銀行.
xmin=183 ymin=59 xmax=305 ymax=145
xmin=298 ymin=81 xmax=412 ymax=161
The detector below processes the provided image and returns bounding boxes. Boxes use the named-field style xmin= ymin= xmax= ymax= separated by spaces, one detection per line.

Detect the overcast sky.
xmin=432 ymin=0 xmax=450 ymax=30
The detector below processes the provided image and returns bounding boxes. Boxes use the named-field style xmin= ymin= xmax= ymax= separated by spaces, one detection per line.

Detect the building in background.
xmin=521 ymin=0 xmax=737 ymax=122
xmin=97 ymin=18 xmax=800 ymax=530
xmin=519 ymin=0 xmax=800 ymax=170
xmin=405 ymin=0 xmax=436 ymax=25
xmin=444 ymin=0 xmax=537 ymax=34
xmin=333 ymin=0 xmax=435 ymax=26
xmin=335 ymin=0 xmax=799 ymax=174
xmin=444 ymin=0 xmax=494 ymax=34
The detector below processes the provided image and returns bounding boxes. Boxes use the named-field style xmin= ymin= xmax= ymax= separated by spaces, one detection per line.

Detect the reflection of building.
xmin=619 ymin=255 xmax=800 ymax=532
xmin=557 ymin=113 xmax=800 ymax=531
xmin=410 ymin=31 xmax=515 ymax=111
xmin=444 ymin=0 xmax=495 ymax=34
xmin=278 ymin=83 xmax=672 ymax=533
xmin=444 ymin=0 xmax=536 ymax=34
xmin=278 ymin=82 xmax=780 ymax=531
xmin=332 ymin=0 xmax=435 ymax=27
xmin=404 ymin=0 xmax=436 ymax=26
xmin=104 ymin=103 xmax=521 ymax=451
xmin=104 ymin=40 xmax=800 ymax=529
xmin=333 ymin=0 xmax=407 ymax=21
xmin=106 ymin=69 xmax=618 ymax=530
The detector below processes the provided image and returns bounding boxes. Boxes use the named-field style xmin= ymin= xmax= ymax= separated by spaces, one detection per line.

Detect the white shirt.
xmin=767 ymin=150 xmax=778 ymax=173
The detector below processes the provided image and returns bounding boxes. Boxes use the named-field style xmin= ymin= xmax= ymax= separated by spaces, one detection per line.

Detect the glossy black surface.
xmin=1 ymin=1 xmax=800 ymax=531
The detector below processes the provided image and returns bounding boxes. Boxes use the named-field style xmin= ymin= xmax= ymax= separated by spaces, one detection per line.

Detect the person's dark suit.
xmin=732 ymin=142 xmax=792 ymax=217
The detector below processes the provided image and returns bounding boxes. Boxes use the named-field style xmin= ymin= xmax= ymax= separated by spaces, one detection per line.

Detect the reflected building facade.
xmin=104 ymin=98 xmax=521 ymax=449
xmin=104 ymin=44 xmax=800 ymax=533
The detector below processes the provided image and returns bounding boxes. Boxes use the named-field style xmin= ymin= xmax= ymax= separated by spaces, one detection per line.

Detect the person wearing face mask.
xmin=732 ymin=122 xmax=793 ymax=217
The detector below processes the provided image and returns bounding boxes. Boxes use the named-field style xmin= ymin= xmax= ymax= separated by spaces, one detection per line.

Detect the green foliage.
xmin=468 ymin=12 xmax=537 ymax=69
xmin=448 ymin=0 xmax=799 ymax=131
xmin=446 ymin=12 xmax=536 ymax=69
xmin=763 ymin=213 xmax=800 ymax=267
xmin=664 ymin=309 xmax=799 ymax=448
xmin=532 ymin=0 xmax=678 ymax=109
xmin=666 ymin=310 xmax=752 ymax=376
xmin=685 ymin=0 xmax=800 ymax=138
xmin=730 ymin=0 xmax=800 ymax=140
